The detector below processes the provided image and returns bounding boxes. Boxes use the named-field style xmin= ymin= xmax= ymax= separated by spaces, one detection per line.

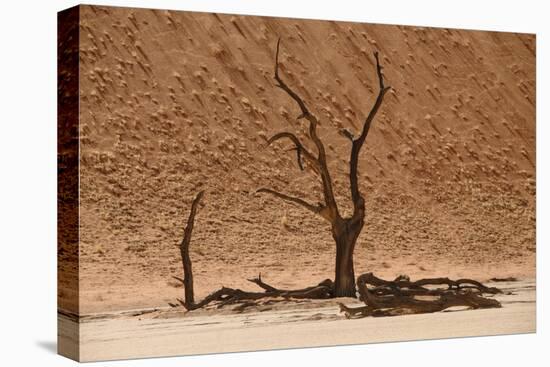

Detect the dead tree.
xmin=171 ymin=39 xmax=502 ymax=317
xmin=257 ymin=38 xmax=391 ymax=297
xmin=176 ymin=191 xmax=334 ymax=311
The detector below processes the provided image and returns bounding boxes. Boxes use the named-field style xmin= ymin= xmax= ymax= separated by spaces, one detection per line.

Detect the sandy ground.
xmin=58 ymin=279 xmax=535 ymax=361
xmin=59 ymin=5 xmax=535 ymax=319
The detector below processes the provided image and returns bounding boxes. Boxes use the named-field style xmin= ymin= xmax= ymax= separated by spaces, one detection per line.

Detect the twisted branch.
xmin=177 ymin=277 xmax=334 ymax=311
xmin=339 ymin=273 xmax=501 ymax=318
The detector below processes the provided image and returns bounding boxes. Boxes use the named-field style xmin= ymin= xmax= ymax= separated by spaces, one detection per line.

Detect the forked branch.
xmin=273 ymin=38 xmax=339 ymax=219
xmin=349 ymin=51 xmax=392 ymax=208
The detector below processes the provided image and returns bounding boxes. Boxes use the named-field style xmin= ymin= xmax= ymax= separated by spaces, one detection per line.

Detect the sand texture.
xmin=57 ymin=279 xmax=535 ymax=362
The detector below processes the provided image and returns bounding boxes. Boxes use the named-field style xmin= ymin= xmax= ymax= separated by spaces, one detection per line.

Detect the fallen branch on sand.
xmin=175 ymin=191 xmax=333 ymax=312
xmin=174 ymin=192 xmax=501 ymax=316
xmin=338 ymin=273 xmax=501 ymax=318
xmin=175 ymin=276 xmax=334 ymax=311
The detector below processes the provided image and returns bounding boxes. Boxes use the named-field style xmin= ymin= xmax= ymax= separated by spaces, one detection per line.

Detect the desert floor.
xmin=58 ymin=6 xmax=535 ymax=317
xmin=58 ymin=279 xmax=534 ymax=362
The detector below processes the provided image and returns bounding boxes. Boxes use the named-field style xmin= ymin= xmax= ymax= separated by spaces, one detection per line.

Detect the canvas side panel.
xmin=57 ymin=5 xmax=80 ymax=362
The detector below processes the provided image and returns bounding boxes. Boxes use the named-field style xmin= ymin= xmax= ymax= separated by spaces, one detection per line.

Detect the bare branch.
xmin=273 ymin=38 xmax=340 ymax=219
xmin=274 ymin=37 xmax=311 ymax=120
xmin=182 ymin=280 xmax=334 ymax=311
xmin=267 ymin=131 xmax=318 ymax=171
xmin=256 ymin=187 xmax=324 ymax=215
xmin=247 ymin=273 xmax=278 ymax=292
xmin=286 ymin=147 xmax=304 ymax=170
xmin=172 ymin=276 xmax=185 ymax=284
xmin=350 ymin=51 xmax=391 ymax=209
xmin=179 ymin=190 xmax=204 ymax=308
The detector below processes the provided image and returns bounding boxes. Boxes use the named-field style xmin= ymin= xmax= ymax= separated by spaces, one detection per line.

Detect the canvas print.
xmin=58 ymin=5 xmax=536 ymax=362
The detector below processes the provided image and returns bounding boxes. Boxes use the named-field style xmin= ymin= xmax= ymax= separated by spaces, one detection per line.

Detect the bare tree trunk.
xmin=334 ymin=236 xmax=356 ymax=297
xmin=180 ymin=191 xmax=204 ymax=308
xmin=332 ymin=217 xmax=363 ymax=297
